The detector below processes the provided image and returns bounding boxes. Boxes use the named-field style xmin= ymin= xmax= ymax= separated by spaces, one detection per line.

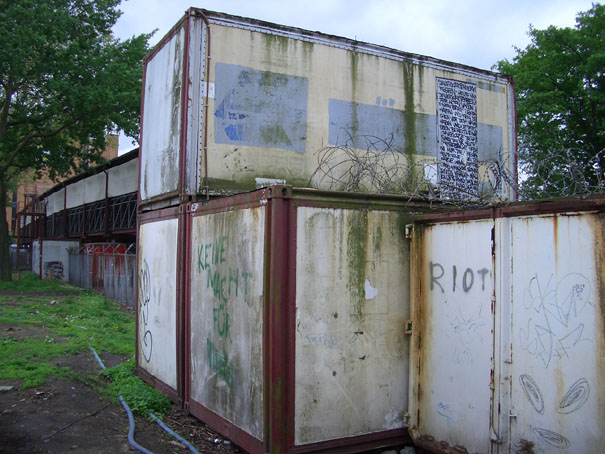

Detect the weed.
xmin=101 ymin=358 xmax=171 ymax=417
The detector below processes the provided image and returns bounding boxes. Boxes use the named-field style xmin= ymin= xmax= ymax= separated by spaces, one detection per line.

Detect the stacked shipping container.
xmin=132 ymin=8 xmax=602 ymax=454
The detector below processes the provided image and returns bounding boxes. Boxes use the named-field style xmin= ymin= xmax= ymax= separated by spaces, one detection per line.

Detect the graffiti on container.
xmin=139 ymin=259 xmax=153 ymax=362
xmin=213 ymin=302 xmax=232 ymax=342
xmin=557 ymin=378 xmax=590 ymax=414
xmin=450 ymin=304 xmax=487 ymax=365
xmin=519 ymin=374 xmax=545 ymax=414
xmin=436 ymin=78 xmax=478 ymax=199
xmin=531 ymin=427 xmax=570 ymax=449
xmin=196 ymin=234 xmax=254 ymax=388
xmin=519 ymin=273 xmax=593 ymax=369
xmin=429 ymin=261 xmax=491 ymax=294
xmin=206 ymin=337 xmax=234 ymax=389
xmin=197 ymin=237 xmax=253 ymax=302
xmin=519 ymin=374 xmax=589 ymax=449
xmin=304 ymin=333 xmax=337 ymax=349
xmin=437 ymin=402 xmax=456 ymax=426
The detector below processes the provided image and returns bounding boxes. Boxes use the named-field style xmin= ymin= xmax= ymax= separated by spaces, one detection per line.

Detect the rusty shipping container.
xmin=136 ymin=187 xmax=605 ymax=453
xmin=408 ymin=199 xmax=605 ymax=454
xmin=138 ymin=8 xmax=516 ymax=209
xmin=137 ymin=185 xmax=445 ymax=453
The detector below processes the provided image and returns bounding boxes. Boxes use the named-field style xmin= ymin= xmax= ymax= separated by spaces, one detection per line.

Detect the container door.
xmin=188 ymin=206 xmax=266 ymax=445
xmin=137 ymin=218 xmax=179 ymax=392
xmin=508 ymin=214 xmax=603 ymax=453
xmin=409 ymin=220 xmax=496 ymax=453
xmin=293 ymin=207 xmax=411 ymax=445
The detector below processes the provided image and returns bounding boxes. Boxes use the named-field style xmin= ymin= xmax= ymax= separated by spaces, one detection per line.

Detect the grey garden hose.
xmin=90 ymin=346 xmax=199 ymax=454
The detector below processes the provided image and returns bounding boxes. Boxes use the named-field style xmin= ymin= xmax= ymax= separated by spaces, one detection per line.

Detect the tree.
xmin=0 ymin=0 xmax=150 ymax=280
xmin=495 ymin=3 xmax=604 ymax=199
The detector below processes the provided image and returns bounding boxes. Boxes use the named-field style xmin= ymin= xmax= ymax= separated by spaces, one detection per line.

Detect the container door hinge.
xmin=403 ymin=412 xmax=411 ymax=426
xmin=404 ymin=320 xmax=413 ymax=335
xmin=405 ymin=224 xmax=414 ymax=239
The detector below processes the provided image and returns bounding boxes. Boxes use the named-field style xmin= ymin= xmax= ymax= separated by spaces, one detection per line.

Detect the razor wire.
xmin=309 ymin=133 xmax=604 ymax=207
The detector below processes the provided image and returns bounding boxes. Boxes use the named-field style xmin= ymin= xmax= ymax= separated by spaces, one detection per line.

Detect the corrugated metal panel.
xmin=137 ymin=218 xmax=179 ymax=390
xmin=103 ymin=253 xmax=136 ymax=307
xmin=294 ymin=207 xmax=411 ymax=444
xmin=189 ymin=206 xmax=266 ymax=442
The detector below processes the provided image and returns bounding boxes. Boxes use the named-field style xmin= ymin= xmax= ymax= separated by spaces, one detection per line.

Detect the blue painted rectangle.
xmin=214 ymin=63 xmax=308 ymax=153
xmin=328 ymin=99 xmax=437 ymax=156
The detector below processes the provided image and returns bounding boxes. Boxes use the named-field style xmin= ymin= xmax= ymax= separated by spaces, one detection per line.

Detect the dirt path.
xmin=0 ymin=292 xmax=241 ymax=454
xmin=0 ymin=347 xmax=241 ymax=454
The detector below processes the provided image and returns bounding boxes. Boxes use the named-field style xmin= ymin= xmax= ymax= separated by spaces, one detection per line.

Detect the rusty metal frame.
xmin=412 ymin=197 xmax=605 ymax=225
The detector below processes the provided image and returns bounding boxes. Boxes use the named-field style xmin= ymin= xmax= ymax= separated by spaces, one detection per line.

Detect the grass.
xmin=0 ymin=274 xmax=171 ymax=417
xmin=0 ymin=271 xmax=79 ymax=292
xmin=101 ymin=358 xmax=171 ymax=416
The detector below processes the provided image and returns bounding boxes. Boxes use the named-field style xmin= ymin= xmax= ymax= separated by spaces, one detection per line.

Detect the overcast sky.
xmin=113 ymin=0 xmax=596 ymax=151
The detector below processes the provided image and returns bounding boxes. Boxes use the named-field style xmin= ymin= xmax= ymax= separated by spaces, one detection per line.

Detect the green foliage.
xmin=0 ymin=291 xmax=134 ymax=388
xmin=0 ymin=0 xmax=151 ymax=180
xmin=101 ymin=358 xmax=171 ymax=417
xmin=495 ymin=4 xmax=605 ymax=199
xmin=0 ymin=0 xmax=152 ymax=280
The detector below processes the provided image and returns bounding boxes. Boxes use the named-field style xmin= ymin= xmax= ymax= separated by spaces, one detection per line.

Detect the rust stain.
xmin=592 ymin=214 xmax=605 ymax=413
xmin=552 ymin=214 xmax=559 ymax=264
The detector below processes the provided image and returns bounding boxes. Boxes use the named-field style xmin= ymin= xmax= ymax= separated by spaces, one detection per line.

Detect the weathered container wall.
xmin=139 ymin=8 xmax=515 ymax=205
xmin=175 ymin=187 xmax=426 ymax=453
xmin=137 ymin=217 xmax=179 ymax=391
xmin=140 ymin=26 xmax=185 ymax=202
xmin=294 ymin=207 xmax=411 ymax=445
xmin=508 ymin=214 xmax=604 ymax=453
xmin=204 ymin=20 xmax=513 ymax=198
xmin=188 ymin=205 xmax=266 ymax=442
xmin=409 ymin=206 xmax=605 ymax=454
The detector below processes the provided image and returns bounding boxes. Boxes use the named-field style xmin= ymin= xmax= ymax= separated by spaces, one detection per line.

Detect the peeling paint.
xmin=365 ymin=279 xmax=378 ymax=300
